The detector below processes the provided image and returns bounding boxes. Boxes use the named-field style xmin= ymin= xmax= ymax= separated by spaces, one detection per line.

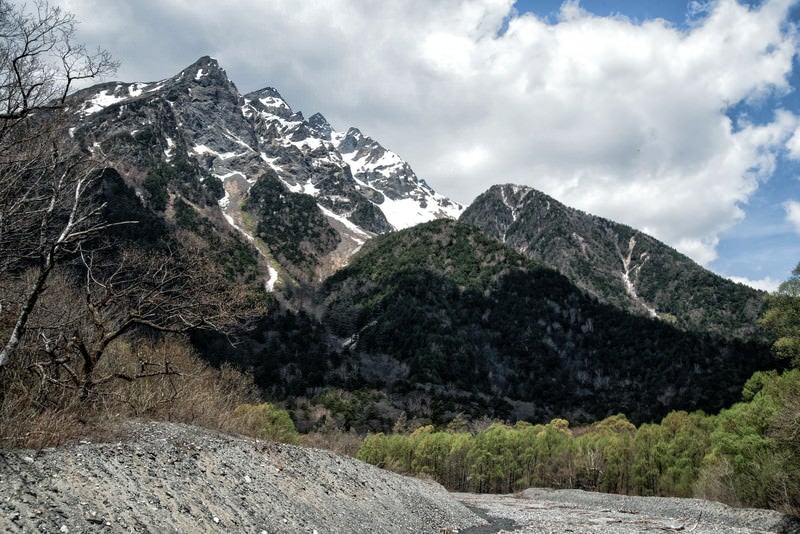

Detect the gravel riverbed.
xmin=0 ymin=421 xmax=797 ymax=533
xmin=0 ymin=421 xmax=482 ymax=533
xmin=455 ymin=489 xmax=800 ymax=534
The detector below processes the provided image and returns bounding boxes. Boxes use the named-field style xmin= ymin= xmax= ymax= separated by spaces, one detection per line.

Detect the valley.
xmin=1 ymin=44 xmax=798 ymax=522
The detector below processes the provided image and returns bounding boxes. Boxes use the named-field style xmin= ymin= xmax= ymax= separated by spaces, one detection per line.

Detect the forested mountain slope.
xmin=317 ymin=220 xmax=774 ymax=424
xmin=460 ymin=184 xmax=764 ymax=338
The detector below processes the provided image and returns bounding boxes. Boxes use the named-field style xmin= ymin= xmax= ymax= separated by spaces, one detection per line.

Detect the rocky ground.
xmin=455 ymin=490 xmax=800 ymax=534
xmin=1 ymin=420 xmax=797 ymax=533
xmin=0 ymin=421 xmax=482 ymax=533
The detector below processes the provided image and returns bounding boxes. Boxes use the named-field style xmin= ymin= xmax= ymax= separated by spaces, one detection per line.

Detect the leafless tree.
xmin=27 ymin=246 xmax=265 ymax=399
xmin=0 ymin=0 xmax=116 ymax=133
xmin=0 ymin=0 xmax=117 ymax=367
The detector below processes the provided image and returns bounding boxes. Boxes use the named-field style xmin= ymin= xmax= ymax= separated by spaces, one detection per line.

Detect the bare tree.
xmin=27 ymin=245 xmax=265 ymax=399
xmin=0 ymin=138 xmax=123 ymax=366
xmin=0 ymin=0 xmax=116 ymax=133
xmin=0 ymin=0 xmax=116 ymax=367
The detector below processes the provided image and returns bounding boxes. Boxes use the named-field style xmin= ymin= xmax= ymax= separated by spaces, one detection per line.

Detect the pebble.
xmin=0 ymin=421 xmax=485 ymax=533
xmin=454 ymin=491 xmax=800 ymax=534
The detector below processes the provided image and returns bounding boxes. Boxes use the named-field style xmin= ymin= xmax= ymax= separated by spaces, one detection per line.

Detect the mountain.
xmin=460 ymin=184 xmax=764 ymax=338
xmin=314 ymin=219 xmax=774 ymax=425
xmin=67 ymin=56 xmax=462 ymax=289
xmin=58 ymin=57 xmax=780 ymax=429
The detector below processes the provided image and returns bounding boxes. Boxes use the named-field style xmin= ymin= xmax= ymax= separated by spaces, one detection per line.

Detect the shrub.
xmin=230 ymin=402 xmax=299 ymax=445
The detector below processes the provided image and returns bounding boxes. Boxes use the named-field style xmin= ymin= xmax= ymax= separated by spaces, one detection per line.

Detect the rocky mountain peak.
xmin=461 ymin=184 xmax=764 ymax=336
xmin=307 ymin=112 xmax=333 ymax=140
xmin=249 ymin=86 xmax=284 ymax=100
xmin=244 ymin=87 xmax=296 ymax=120
xmin=336 ymin=127 xmax=368 ymax=154
xmin=66 ymin=56 xmax=463 ymax=288
xmin=180 ymin=55 xmax=224 ymax=78
xmin=167 ymin=56 xmax=239 ymax=99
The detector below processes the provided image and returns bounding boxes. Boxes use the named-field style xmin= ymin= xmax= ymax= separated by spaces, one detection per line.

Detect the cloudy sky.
xmin=60 ymin=0 xmax=800 ymax=291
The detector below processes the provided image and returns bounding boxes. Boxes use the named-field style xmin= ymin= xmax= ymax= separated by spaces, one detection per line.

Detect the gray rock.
xmin=0 ymin=421 xmax=484 ymax=533
xmin=454 ymin=489 xmax=800 ymax=534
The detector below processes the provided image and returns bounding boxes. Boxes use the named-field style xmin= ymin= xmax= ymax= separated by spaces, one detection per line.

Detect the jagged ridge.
xmin=68 ymin=56 xmax=463 ymax=288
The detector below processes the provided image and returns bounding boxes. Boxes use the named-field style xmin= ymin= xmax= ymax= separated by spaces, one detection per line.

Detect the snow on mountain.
xmin=241 ymin=87 xmax=461 ymax=232
xmin=68 ymin=56 xmax=463 ymax=286
xmin=334 ymin=127 xmax=463 ymax=230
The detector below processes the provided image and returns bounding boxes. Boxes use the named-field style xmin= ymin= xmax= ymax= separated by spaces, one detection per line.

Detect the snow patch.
xmin=301 ymin=182 xmax=320 ymax=196
xmin=618 ymin=236 xmax=658 ymax=318
xmin=258 ymin=96 xmax=289 ymax=110
xmin=318 ymin=205 xmax=372 ymax=240
xmin=191 ymin=144 xmax=240 ymax=161
xmin=128 ymin=83 xmax=148 ymax=97
xmin=291 ymin=137 xmax=325 ymax=151
xmin=379 ymin=197 xmax=436 ymax=230
xmin=218 ymin=191 xmax=231 ymax=210
xmin=265 ymin=266 xmax=279 ymax=292
xmin=218 ymin=193 xmax=278 ymax=293
xmin=164 ymin=136 xmax=175 ymax=160
xmin=212 ymin=170 xmax=246 ymax=182
xmin=285 ymin=183 xmax=303 ymax=193
xmin=82 ymin=88 xmax=126 ymax=114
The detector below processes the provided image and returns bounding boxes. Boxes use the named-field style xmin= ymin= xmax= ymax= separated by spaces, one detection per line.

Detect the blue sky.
xmin=62 ymin=0 xmax=800 ymax=290
xmin=516 ymin=0 xmax=775 ymax=26
xmin=514 ymin=0 xmax=800 ymax=289
xmin=516 ymin=0 xmax=696 ymax=24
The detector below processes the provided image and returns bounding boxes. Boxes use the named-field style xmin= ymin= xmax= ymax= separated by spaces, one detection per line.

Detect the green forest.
xmin=351 ymin=265 xmax=800 ymax=515
xmin=357 ymin=369 xmax=799 ymax=515
xmin=317 ymin=220 xmax=778 ymax=424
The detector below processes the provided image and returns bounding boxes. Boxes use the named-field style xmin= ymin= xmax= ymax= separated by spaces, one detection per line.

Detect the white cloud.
xmin=64 ymin=0 xmax=800 ymax=267
xmin=787 ymin=126 xmax=800 ymax=159
xmin=727 ymin=275 xmax=781 ymax=292
xmin=687 ymin=1 xmax=715 ymax=22
xmin=786 ymin=200 xmax=800 ymax=233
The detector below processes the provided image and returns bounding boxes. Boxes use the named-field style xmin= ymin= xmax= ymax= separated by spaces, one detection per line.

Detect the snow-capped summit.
xmin=307 ymin=113 xmax=334 ymax=141
xmin=66 ymin=56 xmax=462 ymax=286
xmin=334 ymin=127 xmax=463 ymax=230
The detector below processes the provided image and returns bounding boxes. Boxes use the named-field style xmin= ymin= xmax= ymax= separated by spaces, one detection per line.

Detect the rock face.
xmin=0 ymin=421 xmax=483 ymax=533
xmin=67 ymin=56 xmax=462 ymax=286
xmin=460 ymin=184 xmax=764 ymax=337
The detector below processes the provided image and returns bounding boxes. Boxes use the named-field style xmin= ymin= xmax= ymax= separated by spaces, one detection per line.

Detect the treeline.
xmin=357 ymin=369 xmax=800 ymax=515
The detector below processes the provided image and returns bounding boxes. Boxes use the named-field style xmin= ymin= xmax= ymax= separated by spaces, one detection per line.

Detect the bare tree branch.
xmin=14 ymin=245 xmax=266 ymax=398
xmin=0 ymin=0 xmax=117 ymax=367
xmin=0 ymin=0 xmax=116 ymax=134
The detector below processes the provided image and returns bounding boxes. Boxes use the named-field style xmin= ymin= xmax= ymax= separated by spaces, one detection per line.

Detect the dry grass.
xmin=302 ymin=428 xmax=364 ymax=457
xmin=0 ymin=334 xmax=260 ymax=449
